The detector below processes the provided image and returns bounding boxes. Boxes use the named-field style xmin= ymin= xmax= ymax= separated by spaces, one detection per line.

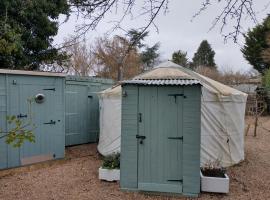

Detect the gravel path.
xmin=0 ymin=116 xmax=270 ymax=200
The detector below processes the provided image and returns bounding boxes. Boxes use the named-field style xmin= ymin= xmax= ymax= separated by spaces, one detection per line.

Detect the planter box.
xmin=99 ymin=167 xmax=120 ymax=181
xmin=200 ymin=171 xmax=229 ymax=193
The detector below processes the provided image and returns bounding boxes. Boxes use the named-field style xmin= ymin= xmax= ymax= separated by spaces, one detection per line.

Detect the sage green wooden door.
xmin=65 ymin=84 xmax=89 ymax=146
xmin=138 ymin=86 xmax=183 ymax=193
xmin=8 ymin=76 xmax=65 ymax=168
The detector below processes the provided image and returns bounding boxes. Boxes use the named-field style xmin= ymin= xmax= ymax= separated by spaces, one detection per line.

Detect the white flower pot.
xmin=200 ymin=171 xmax=229 ymax=193
xmin=99 ymin=167 xmax=120 ymax=181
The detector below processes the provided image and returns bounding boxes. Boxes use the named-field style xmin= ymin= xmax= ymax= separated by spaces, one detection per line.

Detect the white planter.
xmin=200 ymin=171 xmax=229 ymax=193
xmin=99 ymin=167 xmax=120 ymax=181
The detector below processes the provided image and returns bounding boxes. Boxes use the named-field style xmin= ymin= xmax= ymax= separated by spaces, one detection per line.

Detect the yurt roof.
xmin=100 ymin=61 xmax=247 ymax=97
xmin=98 ymin=85 xmax=121 ymax=98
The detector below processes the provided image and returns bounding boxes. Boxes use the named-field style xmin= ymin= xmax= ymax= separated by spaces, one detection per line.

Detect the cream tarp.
xmin=97 ymin=86 xmax=122 ymax=156
xmin=97 ymin=61 xmax=247 ymax=167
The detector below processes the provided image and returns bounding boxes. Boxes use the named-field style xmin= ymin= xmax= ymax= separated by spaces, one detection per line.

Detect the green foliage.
xmin=4 ymin=116 xmax=35 ymax=148
xmin=0 ymin=0 xmax=69 ymax=70
xmin=0 ymin=98 xmax=35 ymax=148
xmin=140 ymin=43 xmax=160 ymax=70
xmin=192 ymin=40 xmax=216 ymax=68
xmin=201 ymin=159 xmax=226 ymax=178
xmin=126 ymin=29 xmax=160 ymax=71
xmin=127 ymin=29 xmax=149 ymax=48
xmin=241 ymin=16 xmax=270 ymax=74
xmin=262 ymin=68 xmax=270 ymax=89
xmin=172 ymin=50 xmax=189 ymax=67
xmin=102 ymin=153 xmax=120 ymax=169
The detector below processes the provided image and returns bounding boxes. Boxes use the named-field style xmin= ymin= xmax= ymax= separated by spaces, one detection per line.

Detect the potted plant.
xmin=98 ymin=153 xmax=120 ymax=181
xmin=200 ymin=159 xmax=229 ymax=193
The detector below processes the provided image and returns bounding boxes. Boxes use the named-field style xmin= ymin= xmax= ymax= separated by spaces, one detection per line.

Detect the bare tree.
xmin=193 ymin=0 xmax=259 ymax=42
xmin=93 ymin=35 xmax=141 ymax=81
xmin=68 ymin=0 xmax=267 ymax=43
xmin=69 ymin=0 xmax=169 ymax=39
xmin=64 ymin=37 xmax=94 ymax=76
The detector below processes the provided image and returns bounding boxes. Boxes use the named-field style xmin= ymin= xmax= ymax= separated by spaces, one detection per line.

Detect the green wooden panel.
xmin=88 ymin=84 xmax=102 ymax=142
xmin=0 ymin=74 xmax=65 ymax=169
xmin=0 ymin=75 xmax=8 ymax=169
xmin=65 ymin=77 xmax=113 ymax=146
xmin=182 ymin=85 xmax=201 ymax=196
xmin=138 ymin=86 xmax=183 ymax=194
xmin=120 ymin=85 xmax=139 ymax=189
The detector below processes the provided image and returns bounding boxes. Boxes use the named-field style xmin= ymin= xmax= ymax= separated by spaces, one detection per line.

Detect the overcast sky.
xmin=54 ymin=1 xmax=270 ymax=73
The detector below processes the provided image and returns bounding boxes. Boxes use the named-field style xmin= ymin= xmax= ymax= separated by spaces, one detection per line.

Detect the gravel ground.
xmin=0 ymin=116 xmax=270 ymax=200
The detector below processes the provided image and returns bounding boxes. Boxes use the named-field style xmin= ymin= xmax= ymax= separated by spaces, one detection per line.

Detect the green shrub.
xmin=102 ymin=153 xmax=120 ymax=169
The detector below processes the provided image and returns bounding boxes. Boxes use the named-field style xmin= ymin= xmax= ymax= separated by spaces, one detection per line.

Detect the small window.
xmin=35 ymin=94 xmax=45 ymax=104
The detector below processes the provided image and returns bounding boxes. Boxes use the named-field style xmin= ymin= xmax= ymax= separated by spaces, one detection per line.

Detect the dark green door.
xmin=138 ymin=86 xmax=183 ymax=193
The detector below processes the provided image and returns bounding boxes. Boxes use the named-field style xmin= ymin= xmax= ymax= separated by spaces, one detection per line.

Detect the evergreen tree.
xmin=126 ymin=29 xmax=160 ymax=71
xmin=172 ymin=50 xmax=189 ymax=67
xmin=192 ymin=40 xmax=216 ymax=68
xmin=0 ymin=0 xmax=69 ymax=70
xmin=140 ymin=43 xmax=160 ymax=70
xmin=242 ymin=16 xmax=270 ymax=74
xmin=126 ymin=29 xmax=149 ymax=49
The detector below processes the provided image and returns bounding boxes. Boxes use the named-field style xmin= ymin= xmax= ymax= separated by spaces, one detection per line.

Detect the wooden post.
xmin=254 ymin=115 xmax=258 ymax=137
xmin=245 ymin=124 xmax=251 ymax=136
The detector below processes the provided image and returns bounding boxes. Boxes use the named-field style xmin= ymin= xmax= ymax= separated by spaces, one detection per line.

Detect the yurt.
xmin=97 ymin=61 xmax=247 ymax=167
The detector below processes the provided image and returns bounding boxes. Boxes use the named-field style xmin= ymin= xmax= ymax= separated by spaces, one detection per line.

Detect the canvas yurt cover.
xmin=97 ymin=61 xmax=247 ymax=167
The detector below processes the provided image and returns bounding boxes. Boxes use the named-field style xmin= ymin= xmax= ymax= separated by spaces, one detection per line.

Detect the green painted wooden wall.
xmin=65 ymin=76 xmax=114 ymax=146
xmin=0 ymin=73 xmax=65 ymax=170
xmin=120 ymin=85 xmax=201 ymax=196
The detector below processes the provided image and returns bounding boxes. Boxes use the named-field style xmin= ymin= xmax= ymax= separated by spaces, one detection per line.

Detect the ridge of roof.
xmin=0 ymin=69 xmax=66 ymax=77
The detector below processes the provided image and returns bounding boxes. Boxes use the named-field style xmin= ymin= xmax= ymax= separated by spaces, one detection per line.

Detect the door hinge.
xmin=168 ymin=94 xmax=186 ymax=98
xmin=44 ymin=120 xmax=56 ymax=125
xmin=43 ymin=88 xmax=55 ymax=91
xmin=17 ymin=113 xmax=27 ymax=118
xmin=168 ymin=136 xmax=183 ymax=140
xmin=167 ymin=179 xmax=183 ymax=182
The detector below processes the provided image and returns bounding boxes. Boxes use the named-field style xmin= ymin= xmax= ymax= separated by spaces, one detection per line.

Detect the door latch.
xmin=138 ymin=113 xmax=142 ymax=122
xmin=136 ymin=134 xmax=146 ymax=144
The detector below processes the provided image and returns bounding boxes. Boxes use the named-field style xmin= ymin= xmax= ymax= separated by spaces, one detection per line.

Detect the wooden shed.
xmin=120 ymin=66 xmax=201 ymax=196
xmin=65 ymin=76 xmax=114 ymax=146
xmin=0 ymin=69 xmax=65 ymax=170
